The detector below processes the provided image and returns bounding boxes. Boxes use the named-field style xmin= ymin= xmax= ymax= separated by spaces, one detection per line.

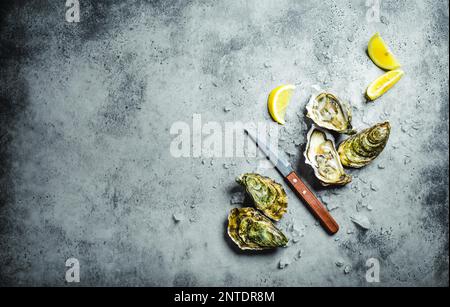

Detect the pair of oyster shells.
xmin=305 ymin=93 xmax=391 ymax=186
xmin=228 ymin=174 xmax=289 ymax=250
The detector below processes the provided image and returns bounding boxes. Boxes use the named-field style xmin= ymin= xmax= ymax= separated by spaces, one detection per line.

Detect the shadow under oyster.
xmin=227 ymin=207 xmax=289 ymax=250
xmin=236 ymin=173 xmax=288 ymax=221
xmin=306 ymin=92 xmax=356 ymax=135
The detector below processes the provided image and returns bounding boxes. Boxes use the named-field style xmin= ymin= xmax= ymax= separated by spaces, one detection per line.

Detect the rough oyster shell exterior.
xmin=236 ymin=173 xmax=288 ymax=221
xmin=227 ymin=207 xmax=289 ymax=250
xmin=338 ymin=121 xmax=391 ymax=168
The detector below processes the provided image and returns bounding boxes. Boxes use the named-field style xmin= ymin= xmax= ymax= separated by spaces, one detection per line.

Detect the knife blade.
xmin=245 ymin=129 xmax=339 ymax=235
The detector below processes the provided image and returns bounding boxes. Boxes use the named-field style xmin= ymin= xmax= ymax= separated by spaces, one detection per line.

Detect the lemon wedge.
xmin=366 ymin=69 xmax=404 ymax=101
xmin=368 ymin=33 xmax=401 ymax=70
xmin=268 ymin=84 xmax=296 ymax=125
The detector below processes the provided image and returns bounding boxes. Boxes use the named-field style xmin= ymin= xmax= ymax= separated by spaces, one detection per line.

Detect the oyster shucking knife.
xmin=245 ymin=129 xmax=339 ymax=235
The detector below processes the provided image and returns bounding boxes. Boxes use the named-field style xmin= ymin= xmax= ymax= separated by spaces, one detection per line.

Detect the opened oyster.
xmin=236 ymin=173 xmax=287 ymax=221
xmin=227 ymin=207 xmax=288 ymax=250
xmin=306 ymin=92 xmax=355 ymax=135
xmin=304 ymin=126 xmax=352 ymax=186
xmin=338 ymin=121 xmax=391 ymax=168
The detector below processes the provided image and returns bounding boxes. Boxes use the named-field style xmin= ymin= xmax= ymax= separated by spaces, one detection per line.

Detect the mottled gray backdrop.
xmin=0 ymin=0 xmax=448 ymax=286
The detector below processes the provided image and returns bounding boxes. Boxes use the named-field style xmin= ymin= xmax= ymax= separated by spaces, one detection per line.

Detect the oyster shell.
xmin=306 ymin=92 xmax=355 ymax=134
xmin=236 ymin=173 xmax=287 ymax=221
xmin=227 ymin=207 xmax=288 ymax=250
xmin=338 ymin=121 xmax=391 ymax=168
xmin=304 ymin=126 xmax=352 ymax=186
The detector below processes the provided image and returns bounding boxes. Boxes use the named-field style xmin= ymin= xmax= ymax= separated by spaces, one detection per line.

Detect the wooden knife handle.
xmin=286 ymin=171 xmax=339 ymax=235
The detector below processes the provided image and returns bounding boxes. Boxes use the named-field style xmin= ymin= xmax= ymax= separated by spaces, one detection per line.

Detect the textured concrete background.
xmin=0 ymin=0 xmax=448 ymax=286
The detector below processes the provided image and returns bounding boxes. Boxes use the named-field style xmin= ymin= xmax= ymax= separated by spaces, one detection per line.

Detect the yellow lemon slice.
xmin=366 ymin=69 xmax=404 ymax=101
xmin=368 ymin=33 xmax=401 ymax=70
xmin=268 ymin=84 xmax=296 ymax=125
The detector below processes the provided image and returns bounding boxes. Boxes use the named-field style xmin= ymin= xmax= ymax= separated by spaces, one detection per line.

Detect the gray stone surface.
xmin=0 ymin=0 xmax=448 ymax=286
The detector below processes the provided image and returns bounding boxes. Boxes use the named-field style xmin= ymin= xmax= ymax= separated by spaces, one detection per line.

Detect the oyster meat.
xmin=306 ymin=92 xmax=355 ymax=134
xmin=338 ymin=121 xmax=391 ymax=168
xmin=227 ymin=207 xmax=289 ymax=250
xmin=304 ymin=126 xmax=352 ymax=186
xmin=236 ymin=173 xmax=288 ymax=221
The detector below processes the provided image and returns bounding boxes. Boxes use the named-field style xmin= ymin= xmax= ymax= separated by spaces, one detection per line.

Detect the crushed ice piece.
xmin=230 ymin=192 xmax=245 ymax=205
xmin=285 ymin=147 xmax=298 ymax=157
xmin=404 ymin=156 xmax=412 ymax=165
xmin=335 ymin=261 xmax=345 ymax=267
xmin=344 ymin=265 xmax=352 ymax=274
xmin=377 ymin=163 xmax=385 ymax=169
xmin=292 ymin=224 xmax=302 ymax=232
xmin=278 ymin=258 xmax=291 ymax=269
xmin=190 ymin=203 xmax=196 ymax=208
xmin=285 ymin=223 xmax=292 ymax=231
xmin=356 ymin=200 xmax=364 ymax=212
xmin=291 ymin=229 xmax=301 ymax=238
xmin=334 ymin=237 xmax=340 ymax=242
xmin=330 ymin=190 xmax=340 ymax=196
xmin=347 ymin=229 xmax=354 ymax=234
xmin=327 ymin=202 xmax=340 ymax=211
xmin=361 ymin=192 xmax=368 ymax=198
xmin=295 ymin=249 xmax=302 ymax=260
xmin=223 ymin=106 xmax=231 ymax=112
xmin=173 ymin=213 xmax=184 ymax=223
xmin=264 ymin=62 xmax=271 ymax=68
xmin=351 ymin=214 xmax=371 ymax=230
xmin=352 ymin=185 xmax=360 ymax=193
xmin=292 ymin=237 xmax=300 ymax=244
xmin=288 ymin=223 xmax=297 ymax=232
xmin=293 ymin=224 xmax=304 ymax=235
xmin=370 ymin=183 xmax=378 ymax=191
xmin=367 ymin=204 xmax=373 ymax=211
xmin=223 ymin=163 xmax=230 ymax=169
